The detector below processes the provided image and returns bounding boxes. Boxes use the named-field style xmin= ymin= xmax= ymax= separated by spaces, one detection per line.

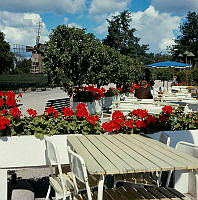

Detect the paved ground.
xmin=19 ymin=87 xmax=69 ymax=116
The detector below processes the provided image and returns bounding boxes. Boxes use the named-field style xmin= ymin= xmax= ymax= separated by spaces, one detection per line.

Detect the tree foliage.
xmin=44 ymin=25 xmax=101 ymax=94
xmin=170 ymin=12 xmax=198 ymax=65
xmin=0 ymin=31 xmax=14 ymax=74
xmin=14 ymin=58 xmax=31 ymax=74
xmin=103 ymin=10 xmax=149 ymax=62
xmin=44 ymin=25 xmax=145 ymax=93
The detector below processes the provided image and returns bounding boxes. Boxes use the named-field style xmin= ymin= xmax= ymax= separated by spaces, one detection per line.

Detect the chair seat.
xmin=49 ymin=172 xmax=99 ymax=195
xmin=114 ymin=172 xmax=158 ymax=187
xmin=74 ymin=186 xmax=191 ymax=200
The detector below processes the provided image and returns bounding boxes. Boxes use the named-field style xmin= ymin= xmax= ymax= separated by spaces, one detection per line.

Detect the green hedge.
xmin=0 ymin=73 xmax=48 ymax=90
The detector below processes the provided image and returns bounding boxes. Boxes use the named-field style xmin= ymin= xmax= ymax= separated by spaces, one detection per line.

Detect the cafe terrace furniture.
xmin=167 ymin=141 xmax=198 ymax=199
xmin=67 ymin=134 xmax=198 ymax=200
xmin=0 ymin=135 xmax=69 ymax=200
xmin=44 ymin=136 xmax=99 ymax=200
xmin=113 ymin=132 xmax=171 ymax=188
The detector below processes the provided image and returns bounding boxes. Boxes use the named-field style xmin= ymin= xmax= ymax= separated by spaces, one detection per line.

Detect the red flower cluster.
xmin=5 ymin=99 xmax=17 ymax=107
xmin=5 ymin=91 xmax=15 ymax=99
xmin=76 ymin=103 xmax=89 ymax=118
xmin=131 ymin=109 xmax=148 ymax=119
xmin=159 ymin=115 xmax=167 ymax=122
xmin=62 ymin=107 xmax=74 ymax=117
xmin=86 ymin=115 xmax=99 ymax=125
xmin=9 ymin=107 xmax=21 ymax=118
xmin=74 ymin=85 xmax=105 ymax=100
xmin=45 ymin=107 xmax=59 ymax=118
xmin=131 ymin=83 xmax=141 ymax=89
xmin=112 ymin=110 xmax=125 ymax=121
xmin=0 ymin=115 xmax=10 ymax=130
xmin=27 ymin=108 xmax=37 ymax=117
xmin=0 ymin=98 xmax=4 ymax=107
xmin=124 ymin=119 xmax=134 ymax=128
xmin=145 ymin=115 xmax=157 ymax=124
xmin=136 ymin=120 xmax=146 ymax=128
xmin=162 ymin=106 xmax=173 ymax=114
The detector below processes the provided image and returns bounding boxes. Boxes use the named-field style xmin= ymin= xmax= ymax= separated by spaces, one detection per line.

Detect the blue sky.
xmin=0 ymin=0 xmax=197 ymax=53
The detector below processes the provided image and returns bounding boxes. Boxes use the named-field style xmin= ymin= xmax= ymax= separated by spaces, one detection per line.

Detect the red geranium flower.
xmin=76 ymin=103 xmax=89 ymax=118
xmin=6 ymin=99 xmax=17 ymax=107
xmin=27 ymin=108 xmax=37 ymax=117
xmin=159 ymin=115 xmax=167 ymax=122
xmin=62 ymin=107 xmax=74 ymax=117
xmin=162 ymin=106 xmax=173 ymax=114
xmin=86 ymin=115 xmax=99 ymax=125
xmin=9 ymin=107 xmax=21 ymax=118
xmin=0 ymin=115 xmax=10 ymax=130
xmin=102 ymin=122 xmax=114 ymax=132
xmin=17 ymin=92 xmax=23 ymax=98
xmin=131 ymin=109 xmax=148 ymax=119
xmin=5 ymin=91 xmax=15 ymax=99
xmin=0 ymin=109 xmax=8 ymax=115
xmin=45 ymin=107 xmax=59 ymax=117
xmin=112 ymin=110 xmax=125 ymax=120
xmin=0 ymin=92 xmax=4 ymax=97
xmin=124 ymin=119 xmax=134 ymax=128
xmin=0 ymin=99 xmax=4 ymax=107
xmin=145 ymin=115 xmax=157 ymax=124
xmin=136 ymin=120 xmax=146 ymax=128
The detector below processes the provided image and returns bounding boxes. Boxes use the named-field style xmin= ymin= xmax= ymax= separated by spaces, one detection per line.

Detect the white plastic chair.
xmin=67 ymin=146 xmax=93 ymax=200
xmin=167 ymin=141 xmax=198 ymax=199
xmin=44 ymin=136 xmax=98 ymax=200
xmin=44 ymin=136 xmax=73 ymax=200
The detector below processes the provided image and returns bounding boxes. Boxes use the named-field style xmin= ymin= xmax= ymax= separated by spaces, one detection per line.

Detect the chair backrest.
xmin=67 ymin=146 xmax=92 ymax=200
xmin=44 ymin=136 xmax=66 ymax=195
xmin=159 ymin=132 xmax=170 ymax=146
xmin=176 ymin=141 xmax=198 ymax=158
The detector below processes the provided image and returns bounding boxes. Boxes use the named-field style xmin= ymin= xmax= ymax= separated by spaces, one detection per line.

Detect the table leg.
xmin=195 ymin=170 xmax=198 ymax=199
xmin=0 ymin=169 xmax=8 ymax=200
xmin=97 ymin=175 xmax=105 ymax=200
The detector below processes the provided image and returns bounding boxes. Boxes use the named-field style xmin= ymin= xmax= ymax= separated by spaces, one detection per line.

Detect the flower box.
xmin=0 ymin=135 xmax=70 ymax=168
xmin=72 ymin=100 xmax=102 ymax=115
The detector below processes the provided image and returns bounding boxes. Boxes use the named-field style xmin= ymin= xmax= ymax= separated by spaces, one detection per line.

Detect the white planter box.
xmin=72 ymin=101 xmax=102 ymax=115
xmin=102 ymin=95 xmax=120 ymax=109
xmin=0 ymin=135 xmax=69 ymax=169
xmin=149 ymin=129 xmax=198 ymax=197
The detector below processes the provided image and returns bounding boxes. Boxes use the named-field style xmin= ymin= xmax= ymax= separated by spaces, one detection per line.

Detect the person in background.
xmin=134 ymin=80 xmax=153 ymax=99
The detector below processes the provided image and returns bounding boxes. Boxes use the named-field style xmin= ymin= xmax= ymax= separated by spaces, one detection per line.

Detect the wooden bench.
xmin=45 ymin=98 xmax=70 ymax=112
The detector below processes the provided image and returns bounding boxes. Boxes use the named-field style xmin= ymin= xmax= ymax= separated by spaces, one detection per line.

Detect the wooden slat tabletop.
xmin=67 ymin=134 xmax=198 ymax=175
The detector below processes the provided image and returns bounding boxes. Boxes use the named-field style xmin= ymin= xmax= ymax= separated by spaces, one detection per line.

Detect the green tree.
xmin=170 ymin=12 xmax=198 ymax=66
xmin=0 ymin=31 xmax=14 ymax=74
xmin=103 ymin=10 xmax=149 ymax=62
xmin=14 ymin=58 xmax=31 ymax=73
xmin=44 ymin=25 xmax=101 ymax=94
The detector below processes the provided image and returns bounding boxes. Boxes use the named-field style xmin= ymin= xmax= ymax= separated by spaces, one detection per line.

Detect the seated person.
xmin=134 ymin=80 xmax=153 ymax=99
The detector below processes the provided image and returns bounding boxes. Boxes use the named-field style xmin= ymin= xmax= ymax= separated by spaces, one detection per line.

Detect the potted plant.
xmin=103 ymin=87 xmax=122 ymax=109
xmin=72 ymin=85 xmax=105 ymax=114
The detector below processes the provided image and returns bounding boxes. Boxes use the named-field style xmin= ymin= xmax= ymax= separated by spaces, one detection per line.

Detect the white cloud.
xmin=151 ymin=0 xmax=198 ymax=14
xmin=0 ymin=0 xmax=85 ymax=14
xmin=0 ymin=11 xmax=49 ymax=47
xmin=130 ymin=6 xmax=181 ymax=52
xmin=89 ymin=0 xmax=130 ymax=14
xmin=68 ymin=22 xmax=82 ymax=28
xmin=94 ymin=6 xmax=181 ymax=52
